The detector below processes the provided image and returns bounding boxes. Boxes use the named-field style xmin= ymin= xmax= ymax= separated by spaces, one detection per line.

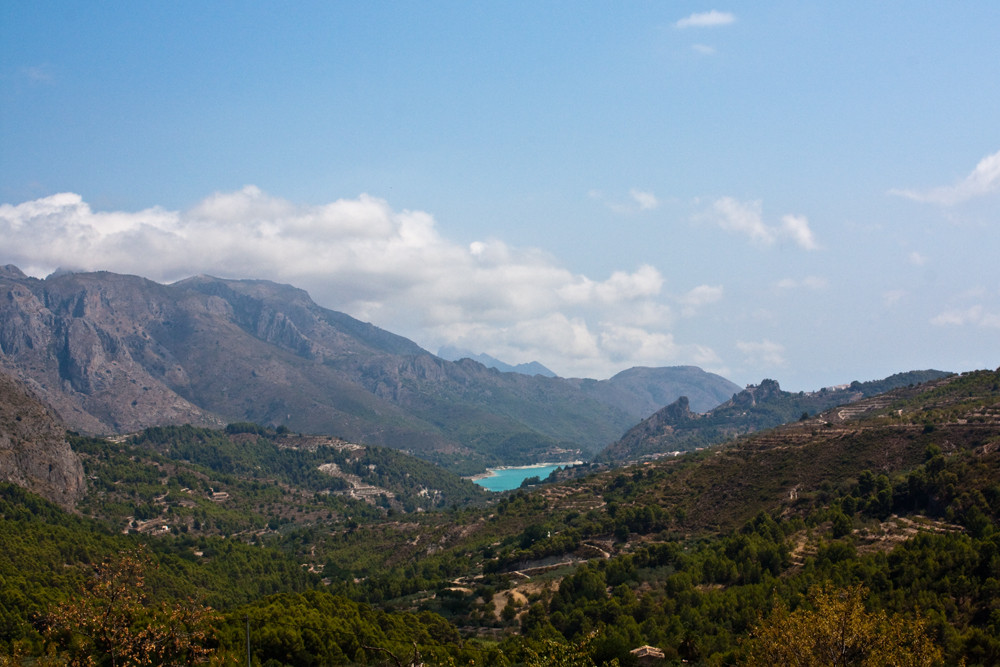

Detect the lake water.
xmin=472 ymin=462 xmax=580 ymax=492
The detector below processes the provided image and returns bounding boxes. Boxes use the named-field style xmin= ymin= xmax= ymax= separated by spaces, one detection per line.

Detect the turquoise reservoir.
xmin=473 ymin=463 xmax=579 ymax=492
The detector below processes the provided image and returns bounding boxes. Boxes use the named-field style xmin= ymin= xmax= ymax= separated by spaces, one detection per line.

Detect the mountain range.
xmin=2 ymin=352 xmax=997 ymax=664
xmin=437 ymin=345 xmax=556 ymax=377
xmin=0 ymin=266 xmax=740 ymax=473
xmin=1 ymin=263 xmax=995 ymax=664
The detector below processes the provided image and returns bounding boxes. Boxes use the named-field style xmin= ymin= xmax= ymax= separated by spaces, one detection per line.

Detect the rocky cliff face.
xmin=0 ymin=268 xmax=222 ymax=433
xmin=0 ymin=368 xmax=85 ymax=509
xmin=0 ymin=267 xmax=740 ymax=471
xmin=729 ymin=378 xmax=783 ymax=408
xmin=603 ymin=395 xmax=696 ymax=461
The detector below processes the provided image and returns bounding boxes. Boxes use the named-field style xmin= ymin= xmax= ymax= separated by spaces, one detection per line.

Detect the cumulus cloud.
xmin=675 ymin=10 xmax=736 ymax=28
xmin=710 ymin=198 xmax=773 ymax=244
xmin=736 ymin=339 xmax=787 ymax=367
xmin=0 ymin=187 xmax=721 ymax=379
xmin=629 ymin=188 xmax=660 ymax=211
xmin=780 ymin=214 xmax=819 ymax=250
xmin=931 ymin=305 xmax=1000 ymax=329
xmin=679 ymin=284 xmax=723 ymax=307
xmin=890 ymin=149 xmax=1000 ymax=205
xmin=678 ymin=284 xmax=723 ymax=317
xmin=707 ymin=197 xmax=819 ymax=250
xmin=557 ymin=264 xmax=664 ymax=305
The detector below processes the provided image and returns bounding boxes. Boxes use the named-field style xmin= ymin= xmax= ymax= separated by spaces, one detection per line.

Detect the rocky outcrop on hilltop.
xmin=605 ymin=396 xmax=697 ymax=460
xmin=729 ymin=378 xmax=783 ymax=408
xmin=598 ymin=372 xmax=951 ymax=463
xmin=0 ymin=369 xmax=85 ymax=508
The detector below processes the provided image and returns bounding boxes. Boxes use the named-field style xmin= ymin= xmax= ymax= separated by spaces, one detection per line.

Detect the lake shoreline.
xmin=469 ymin=461 xmax=583 ymax=491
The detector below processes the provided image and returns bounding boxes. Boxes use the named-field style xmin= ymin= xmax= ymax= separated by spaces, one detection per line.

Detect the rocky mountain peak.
xmin=0 ymin=267 xmax=745 ymax=472
xmin=730 ymin=379 xmax=784 ymax=408
xmin=0 ymin=265 xmax=28 ymax=280
xmin=660 ymin=395 xmax=693 ymax=421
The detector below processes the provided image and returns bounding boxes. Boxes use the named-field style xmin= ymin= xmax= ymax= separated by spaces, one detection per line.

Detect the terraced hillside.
xmin=3 ymin=368 xmax=998 ymax=664
xmin=598 ymin=369 xmax=952 ymax=462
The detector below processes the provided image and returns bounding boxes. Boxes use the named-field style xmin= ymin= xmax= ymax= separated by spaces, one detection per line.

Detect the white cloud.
xmin=776 ymin=276 xmax=828 ymax=290
xmin=0 ymin=188 xmax=722 ymax=379
xmin=675 ymin=10 xmax=736 ymax=28
xmin=780 ymin=214 xmax=819 ymax=250
xmin=711 ymin=197 xmax=774 ymax=244
xmin=623 ymin=301 xmax=675 ymax=328
xmin=692 ymin=44 xmax=717 ymax=55
xmin=908 ymin=251 xmax=927 ymax=266
xmin=931 ymin=305 xmax=1000 ymax=329
xmin=680 ymin=284 xmax=724 ymax=307
xmin=590 ymin=188 xmax=660 ymax=214
xmin=889 ymin=149 xmax=1000 ymax=205
xmin=736 ymin=339 xmax=787 ymax=367
xmin=707 ymin=197 xmax=819 ymax=250
xmin=629 ymin=188 xmax=659 ymax=211
xmin=600 ymin=324 xmax=721 ymax=367
xmin=556 ymin=264 xmax=663 ymax=305
xmin=678 ymin=284 xmax=723 ymax=317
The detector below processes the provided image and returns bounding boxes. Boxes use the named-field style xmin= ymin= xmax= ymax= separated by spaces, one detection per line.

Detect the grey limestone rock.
xmin=0 ymin=369 xmax=85 ymax=509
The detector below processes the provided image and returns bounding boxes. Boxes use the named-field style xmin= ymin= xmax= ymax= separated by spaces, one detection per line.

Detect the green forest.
xmin=2 ymin=370 xmax=1000 ymax=665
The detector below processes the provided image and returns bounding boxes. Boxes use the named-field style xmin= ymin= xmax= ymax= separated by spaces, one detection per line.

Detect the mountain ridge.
xmin=599 ymin=370 xmax=953 ymax=462
xmin=437 ymin=345 xmax=557 ymax=377
xmin=0 ymin=267 xmax=740 ymax=472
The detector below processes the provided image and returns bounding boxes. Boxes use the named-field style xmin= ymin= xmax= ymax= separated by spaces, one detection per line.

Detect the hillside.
xmin=327 ymin=368 xmax=999 ymax=663
xmin=0 ymin=266 xmax=738 ymax=473
xmin=71 ymin=423 xmax=490 ymax=538
xmin=597 ymin=370 xmax=952 ymax=462
xmin=3 ymin=367 xmax=998 ymax=664
xmin=0 ymin=371 xmax=1000 ymax=665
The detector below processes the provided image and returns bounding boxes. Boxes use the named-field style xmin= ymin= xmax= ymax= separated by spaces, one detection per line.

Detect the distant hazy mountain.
xmin=571 ymin=365 xmax=741 ymax=416
xmin=437 ymin=346 xmax=556 ymax=377
xmin=0 ymin=266 xmax=739 ymax=473
xmin=597 ymin=370 xmax=952 ymax=462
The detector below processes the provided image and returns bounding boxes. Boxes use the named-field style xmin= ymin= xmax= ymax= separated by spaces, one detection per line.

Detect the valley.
xmin=0 ymin=267 xmax=739 ymax=475
xmin=5 ymin=7 xmax=998 ymax=666
xmin=1 ymin=269 xmax=998 ymax=665
xmin=3 ymin=355 xmax=999 ymax=663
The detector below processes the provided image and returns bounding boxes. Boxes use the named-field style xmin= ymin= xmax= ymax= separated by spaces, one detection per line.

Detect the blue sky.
xmin=2 ymin=2 xmax=999 ymax=390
